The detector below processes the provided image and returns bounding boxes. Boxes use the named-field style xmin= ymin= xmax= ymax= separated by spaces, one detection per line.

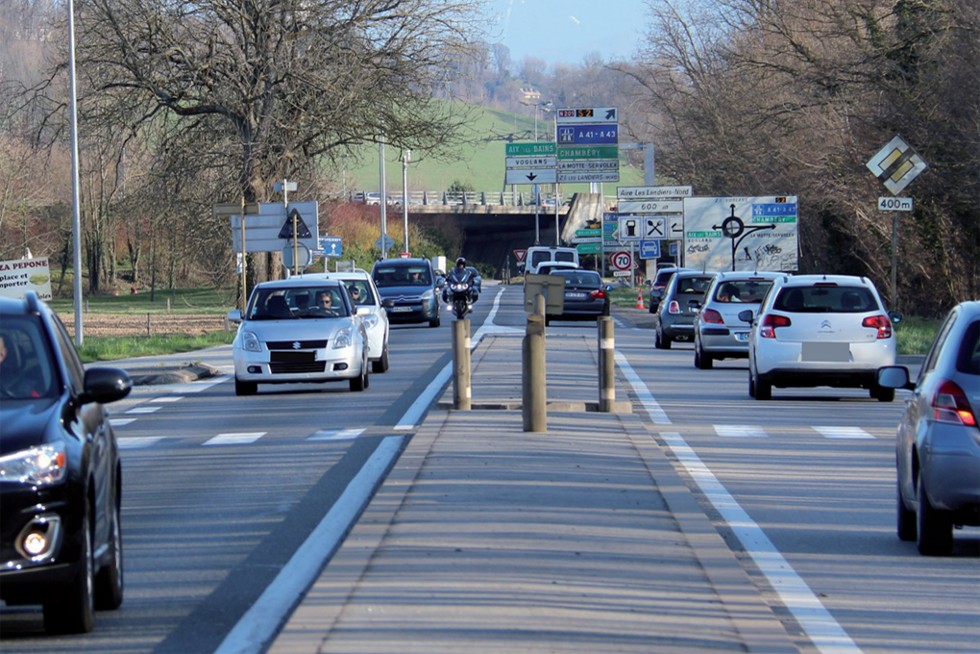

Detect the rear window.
xmin=713 ymin=279 xmax=774 ymax=304
xmin=674 ymin=276 xmax=714 ymax=295
xmin=774 ymin=285 xmax=877 ymax=313
xmin=956 ymin=320 xmax=979 ymax=376
xmin=552 ymin=270 xmax=601 ymax=286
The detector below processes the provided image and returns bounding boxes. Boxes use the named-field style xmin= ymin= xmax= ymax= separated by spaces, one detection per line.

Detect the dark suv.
xmin=372 ymin=258 xmax=441 ymax=327
xmin=0 ymin=292 xmax=132 ymax=633
xmin=654 ymin=270 xmax=717 ymax=349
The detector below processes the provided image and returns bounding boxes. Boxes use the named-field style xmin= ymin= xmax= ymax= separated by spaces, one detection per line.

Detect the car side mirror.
xmin=877 ymin=365 xmax=913 ymax=390
xmin=226 ymin=309 xmax=243 ymax=323
xmin=889 ymin=311 xmax=903 ymax=325
xmin=356 ymin=306 xmax=372 ymax=316
xmin=737 ymin=309 xmax=754 ymax=323
xmin=80 ymin=367 xmax=132 ymax=405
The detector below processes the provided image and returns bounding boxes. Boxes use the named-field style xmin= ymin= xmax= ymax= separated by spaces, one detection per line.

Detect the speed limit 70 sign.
xmin=610 ymin=250 xmax=633 ymax=271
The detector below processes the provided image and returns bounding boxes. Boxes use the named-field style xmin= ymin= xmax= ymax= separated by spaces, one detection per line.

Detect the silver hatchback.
xmin=693 ymin=271 xmax=781 ymax=369
xmin=878 ymin=301 xmax=980 ymax=555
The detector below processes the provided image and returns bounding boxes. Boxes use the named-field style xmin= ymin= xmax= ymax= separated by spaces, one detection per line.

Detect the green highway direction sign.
xmin=506 ymin=142 xmax=557 ymax=156
xmin=576 ymin=242 xmax=602 ymax=255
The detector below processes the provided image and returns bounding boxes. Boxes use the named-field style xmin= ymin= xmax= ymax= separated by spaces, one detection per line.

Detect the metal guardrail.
xmin=350 ymin=190 xmax=566 ymax=207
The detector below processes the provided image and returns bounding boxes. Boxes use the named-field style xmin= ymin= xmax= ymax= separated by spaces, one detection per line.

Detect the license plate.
xmin=802 ymin=341 xmax=850 ymax=362
xmin=270 ymin=351 xmax=315 ymax=363
xmin=734 ymin=332 xmax=749 ymax=342
xmin=389 ymin=306 xmax=413 ymax=313
xmin=566 ymin=292 xmax=587 ymax=299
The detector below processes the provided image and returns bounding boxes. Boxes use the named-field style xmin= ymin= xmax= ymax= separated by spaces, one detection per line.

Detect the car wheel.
xmin=235 ymin=378 xmax=257 ymax=396
xmin=349 ymin=362 xmax=368 ymax=392
xmin=654 ymin=327 xmax=671 ymax=350
xmin=871 ymin=384 xmax=895 ymax=402
xmin=917 ymin=474 xmax=953 ymax=555
xmin=44 ymin=509 xmax=95 ymax=634
xmin=372 ymin=345 xmax=390 ymax=373
xmin=748 ymin=371 xmax=756 ymax=398
xmin=94 ymin=488 xmax=124 ymax=610
xmin=897 ymin=479 xmax=917 ymax=542
xmin=429 ymin=315 xmax=440 ymax=328
xmin=753 ymin=372 xmax=771 ymax=400
xmin=694 ymin=345 xmax=713 ymax=369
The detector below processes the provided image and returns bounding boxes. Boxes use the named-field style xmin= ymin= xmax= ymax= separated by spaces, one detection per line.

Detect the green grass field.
xmin=341 ymin=105 xmax=646 ymax=194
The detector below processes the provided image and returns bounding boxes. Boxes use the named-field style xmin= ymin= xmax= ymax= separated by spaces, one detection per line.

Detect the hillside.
xmin=342 ymin=105 xmax=646 ymax=195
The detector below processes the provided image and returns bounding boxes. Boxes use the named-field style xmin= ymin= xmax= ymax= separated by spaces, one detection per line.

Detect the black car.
xmin=545 ymin=269 xmax=611 ymax=324
xmin=0 ymin=292 xmax=132 ymax=633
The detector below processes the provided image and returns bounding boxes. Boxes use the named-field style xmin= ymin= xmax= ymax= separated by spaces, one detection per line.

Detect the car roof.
xmin=713 ymin=270 xmax=783 ymax=281
xmin=775 ymin=274 xmax=876 ymax=288
xmin=300 ymin=271 xmax=373 ymax=281
xmin=253 ymin=278 xmax=345 ymax=290
xmin=373 ymin=258 xmax=430 ymax=267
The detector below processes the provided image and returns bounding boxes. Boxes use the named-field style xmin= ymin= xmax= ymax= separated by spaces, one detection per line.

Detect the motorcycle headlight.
xmin=0 ymin=443 xmax=67 ymax=486
xmin=241 ymin=330 xmax=262 ymax=352
xmin=333 ymin=327 xmax=354 ymax=349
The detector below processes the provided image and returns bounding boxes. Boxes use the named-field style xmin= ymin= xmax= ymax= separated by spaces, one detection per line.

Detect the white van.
xmin=525 ymin=246 xmax=579 ymax=274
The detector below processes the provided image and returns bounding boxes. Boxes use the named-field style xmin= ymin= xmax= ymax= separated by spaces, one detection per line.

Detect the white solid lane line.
xmin=617 ymin=353 xmax=862 ymax=654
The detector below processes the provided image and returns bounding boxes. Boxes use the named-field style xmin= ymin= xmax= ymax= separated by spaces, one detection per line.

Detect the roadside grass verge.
xmin=77 ymin=331 xmax=235 ymax=364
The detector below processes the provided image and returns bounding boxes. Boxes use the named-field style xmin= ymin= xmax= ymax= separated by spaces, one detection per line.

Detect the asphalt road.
xmin=2 ymin=286 xmax=977 ymax=653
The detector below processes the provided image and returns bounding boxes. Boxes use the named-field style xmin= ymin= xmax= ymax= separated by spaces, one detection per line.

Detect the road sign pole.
xmin=554 ymin=183 xmax=561 ymax=246
xmin=533 ymin=184 xmax=540 ymax=244
xmin=240 ymin=196 xmax=247 ymax=312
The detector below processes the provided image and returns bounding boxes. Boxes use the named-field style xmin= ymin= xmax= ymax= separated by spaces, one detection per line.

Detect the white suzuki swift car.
xmin=298 ymin=271 xmax=390 ymax=373
xmin=745 ymin=274 xmax=900 ymax=401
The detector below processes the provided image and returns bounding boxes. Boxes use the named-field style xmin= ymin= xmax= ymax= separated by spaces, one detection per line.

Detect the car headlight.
xmin=0 ymin=443 xmax=67 ymax=486
xmin=241 ymin=330 xmax=262 ymax=352
xmin=421 ymin=289 xmax=435 ymax=300
xmin=333 ymin=327 xmax=354 ymax=349
xmin=360 ymin=313 xmax=379 ymax=329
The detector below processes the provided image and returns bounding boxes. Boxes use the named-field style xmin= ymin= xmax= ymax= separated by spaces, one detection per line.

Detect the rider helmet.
xmin=455 ymin=257 xmax=466 ymax=267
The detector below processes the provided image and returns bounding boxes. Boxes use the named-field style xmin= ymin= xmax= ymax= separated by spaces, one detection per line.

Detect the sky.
xmin=484 ymin=0 xmax=649 ymax=68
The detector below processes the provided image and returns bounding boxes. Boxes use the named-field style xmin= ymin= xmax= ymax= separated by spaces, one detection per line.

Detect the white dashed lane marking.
xmin=204 ymin=432 xmax=266 ymax=446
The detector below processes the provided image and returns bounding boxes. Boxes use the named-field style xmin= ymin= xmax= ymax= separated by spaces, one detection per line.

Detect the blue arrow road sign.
xmin=640 ymin=239 xmax=661 ymax=259
xmin=319 ymin=236 xmax=343 ymax=257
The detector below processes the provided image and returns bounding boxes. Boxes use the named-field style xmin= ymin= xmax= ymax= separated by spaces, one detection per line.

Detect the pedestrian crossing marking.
xmin=715 ymin=424 xmax=768 ymax=438
xmin=110 ymin=418 xmax=138 ymax=427
xmin=150 ymin=396 xmax=183 ymax=403
xmin=204 ymin=432 xmax=266 ymax=446
xmin=118 ymin=436 xmax=165 ymax=449
xmin=308 ymin=428 xmax=365 ymax=442
xmin=126 ymin=406 xmax=162 ymax=414
xmin=814 ymin=426 xmax=875 ymax=439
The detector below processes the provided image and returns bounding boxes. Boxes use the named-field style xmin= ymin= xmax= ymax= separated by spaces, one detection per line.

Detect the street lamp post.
xmin=402 ymin=150 xmax=411 ymax=255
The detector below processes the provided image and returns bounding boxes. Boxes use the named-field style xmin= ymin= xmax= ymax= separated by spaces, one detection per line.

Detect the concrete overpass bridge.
xmin=371 ymin=191 xmax=613 ymax=276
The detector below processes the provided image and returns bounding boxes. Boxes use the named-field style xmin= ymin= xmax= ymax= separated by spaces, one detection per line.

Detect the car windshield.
xmin=343 ymin=280 xmax=375 ymax=305
xmin=713 ymin=279 xmax=774 ymax=303
xmin=246 ymin=287 xmax=350 ymax=319
xmin=373 ymin=266 xmax=431 ymax=287
xmin=0 ymin=316 xmax=56 ymax=399
xmin=774 ymin=285 xmax=877 ymax=313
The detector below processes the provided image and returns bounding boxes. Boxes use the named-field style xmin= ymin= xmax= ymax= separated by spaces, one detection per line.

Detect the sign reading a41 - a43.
xmin=556 ymin=107 xmax=619 ymax=183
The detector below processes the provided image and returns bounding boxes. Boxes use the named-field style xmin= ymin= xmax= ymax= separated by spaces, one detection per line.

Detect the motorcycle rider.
xmin=443 ymin=257 xmax=479 ymax=307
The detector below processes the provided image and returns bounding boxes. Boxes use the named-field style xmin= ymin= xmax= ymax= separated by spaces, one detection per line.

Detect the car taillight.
xmin=702 ymin=308 xmax=724 ymax=324
xmin=862 ymin=314 xmax=893 ymax=339
xmin=667 ymin=300 xmax=680 ymax=314
xmin=759 ymin=314 xmax=791 ymax=338
xmin=932 ymin=379 xmax=978 ymax=427
xmin=590 ymin=289 xmax=606 ymax=299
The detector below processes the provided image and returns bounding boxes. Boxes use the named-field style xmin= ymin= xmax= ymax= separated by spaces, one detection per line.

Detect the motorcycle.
xmin=443 ymin=268 xmax=477 ymax=319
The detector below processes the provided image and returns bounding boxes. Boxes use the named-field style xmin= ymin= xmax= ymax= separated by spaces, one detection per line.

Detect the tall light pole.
xmin=378 ymin=140 xmax=388 ymax=258
xmin=68 ymin=0 xmax=84 ymax=345
xmin=401 ymin=150 xmax=411 ymax=255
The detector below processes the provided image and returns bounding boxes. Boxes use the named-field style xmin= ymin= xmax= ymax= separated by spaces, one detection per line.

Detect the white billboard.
xmin=0 ymin=256 xmax=53 ymax=300
xmin=682 ymin=196 xmax=799 ymax=272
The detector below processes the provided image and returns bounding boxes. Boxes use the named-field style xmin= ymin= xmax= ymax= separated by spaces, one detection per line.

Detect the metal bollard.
xmin=452 ymin=319 xmax=471 ymax=410
xmin=522 ymin=312 xmax=547 ymax=431
xmin=598 ymin=316 xmax=615 ymax=412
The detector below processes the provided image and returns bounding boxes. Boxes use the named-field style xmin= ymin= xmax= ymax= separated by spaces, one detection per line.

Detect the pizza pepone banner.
xmin=0 ymin=256 xmax=53 ymax=300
